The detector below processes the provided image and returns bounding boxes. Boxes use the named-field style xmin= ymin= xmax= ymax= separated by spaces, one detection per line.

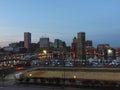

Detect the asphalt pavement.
xmin=0 ymin=76 xmax=99 ymax=90
xmin=0 ymin=72 xmax=111 ymax=90
xmin=0 ymin=86 xmax=99 ymax=90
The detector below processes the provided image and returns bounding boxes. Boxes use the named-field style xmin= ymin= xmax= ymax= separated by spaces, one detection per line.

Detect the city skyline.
xmin=0 ymin=0 xmax=120 ymax=47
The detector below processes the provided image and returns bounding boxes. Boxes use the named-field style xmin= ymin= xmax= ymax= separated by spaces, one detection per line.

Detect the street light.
xmin=108 ymin=49 xmax=112 ymax=54
xmin=73 ymin=75 xmax=76 ymax=79
xmin=29 ymin=74 xmax=32 ymax=77
xmin=43 ymin=50 xmax=47 ymax=55
xmin=43 ymin=50 xmax=47 ymax=59
xmin=108 ymin=49 xmax=113 ymax=56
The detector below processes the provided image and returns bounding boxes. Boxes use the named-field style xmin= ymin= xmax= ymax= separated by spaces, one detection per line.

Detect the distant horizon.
xmin=0 ymin=0 xmax=120 ymax=48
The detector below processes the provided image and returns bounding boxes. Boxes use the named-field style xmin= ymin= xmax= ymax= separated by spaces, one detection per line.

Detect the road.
xmin=0 ymin=73 xmax=101 ymax=90
xmin=3 ymin=68 xmax=120 ymax=90
xmin=0 ymin=85 xmax=102 ymax=90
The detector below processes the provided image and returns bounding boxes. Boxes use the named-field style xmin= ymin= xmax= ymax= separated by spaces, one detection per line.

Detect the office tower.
xmin=86 ymin=40 xmax=93 ymax=59
xmin=71 ymin=37 xmax=77 ymax=58
xmin=24 ymin=32 xmax=31 ymax=49
xmin=86 ymin=40 xmax=92 ymax=46
xmin=40 ymin=37 xmax=49 ymax=48
xmin=97 ymin=44 xmax=110 ymax=59
xmin=54 ymin=39 xmax=66 ymax=48
xmin=77 ymin=32 xmax=86 ymax=59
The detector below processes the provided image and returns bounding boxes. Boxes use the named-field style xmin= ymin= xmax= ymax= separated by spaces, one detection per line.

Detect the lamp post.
xmin=43 ymin=50 xmax=47 ymax=59
xmin=107 ymin=49 xmax=113 ymax=60
xmin=43 ymin=50 xmax=47 ymax=55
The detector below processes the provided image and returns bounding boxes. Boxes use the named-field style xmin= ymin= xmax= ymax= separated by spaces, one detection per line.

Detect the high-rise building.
xmin=86 ymin=40 xmax=92 ymax=46
xmin=97 ymin=44 xmax=110 ymax=59
xmin=77 ymin=32 xmax=86 ymax=59
xmin=86 ymin=40 xmax=93 ymax=59
xmin=53 ymin=39 xmax=67 ymax=59
xmin=40 ymin=37 xmax=49 ymax=48
xmin=54 ymin=39 xmax=66 ymax=49
xmin=71 ymin=37 xmax=77 ymax=58
xmin=24 ymin=32 xmax=31 ymax=49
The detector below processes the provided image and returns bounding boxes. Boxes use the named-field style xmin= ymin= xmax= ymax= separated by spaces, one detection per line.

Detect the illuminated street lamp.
xmin=108 ymin=49 xmax=112 ymax=54
xmin=107 ymin=49 xmax=114 ymax=60
xmin=29 ymin=74 xmax=32 ymax=77
xmin=73 ymin=75 xmax=76 ymax=79
xmin=108 ymin=49 xmax=113 ymax=56
xmin=43 ymin=50 xmax=47 ymax=59
xmin=43 ymin=50 xmax=47 ymax=55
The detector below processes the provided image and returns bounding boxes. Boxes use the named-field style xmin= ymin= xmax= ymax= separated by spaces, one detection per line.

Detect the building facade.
xmin=71 ymin=37 xmax=77 ymax=58
xmin=77 ymin=32 xmax=86 ymax=59
xmin=40 ymin=37 xmax=49 ymax=49
xmin=24 ymin=32 xmax=31 ymax=50
xmin=19 ymin=41 xmax=24 ymax=47
xmin=86 ymin=40 xmax=93 ymax=59
xmin=97 ymin=44 xmax=110 ymax=60
xmin=53 ymin=39 xmax=67 ymax=59
xmin=54 ymin=39 xmax=66 ymax=49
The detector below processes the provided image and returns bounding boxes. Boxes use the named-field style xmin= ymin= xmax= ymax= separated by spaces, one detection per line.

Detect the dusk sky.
xmin=0 ymin=0 xmax=120 ymax=47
